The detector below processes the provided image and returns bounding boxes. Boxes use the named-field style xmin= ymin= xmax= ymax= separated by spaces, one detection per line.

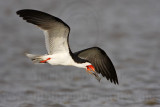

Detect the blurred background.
xmin=0 ymin=0 xmax=160 ymax=107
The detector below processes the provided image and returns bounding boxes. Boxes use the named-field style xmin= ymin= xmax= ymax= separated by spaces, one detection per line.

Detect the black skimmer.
xmin=17 ymin=9 xmax=118 ymax=84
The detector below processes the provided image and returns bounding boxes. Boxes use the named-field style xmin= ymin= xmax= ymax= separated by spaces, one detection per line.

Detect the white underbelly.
xmin=46 ymin=53 xmax=90 ymax=68
xmin=47 ymin=53 xmax=75 ymax=66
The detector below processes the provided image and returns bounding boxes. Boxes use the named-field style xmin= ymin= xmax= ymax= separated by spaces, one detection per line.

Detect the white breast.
xmin=46 ymin=53 xmax=91 ymax=68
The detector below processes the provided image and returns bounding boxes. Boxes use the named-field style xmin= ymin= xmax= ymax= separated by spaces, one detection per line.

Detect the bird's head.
xmin=84 ymin=63 xmax=101 ymax=82
xmin=81 ymin=62 xmax=95 ymax=72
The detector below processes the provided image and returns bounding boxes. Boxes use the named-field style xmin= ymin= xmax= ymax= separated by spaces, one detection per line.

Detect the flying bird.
xmin=17 ymin=9 xmax=118 ymax=84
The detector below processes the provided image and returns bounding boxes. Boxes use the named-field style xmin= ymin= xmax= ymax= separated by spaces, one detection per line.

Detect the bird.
xmin=17 ymin=9 xmax=118 ymax=84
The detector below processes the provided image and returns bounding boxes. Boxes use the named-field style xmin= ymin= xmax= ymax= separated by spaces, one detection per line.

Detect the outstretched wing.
xmin=17 ymin=9 xmax=70 ymax=54
xmin=76 ymin=47 xmax=118 ymax=84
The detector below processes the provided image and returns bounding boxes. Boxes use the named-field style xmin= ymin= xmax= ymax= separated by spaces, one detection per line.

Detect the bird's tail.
xmin=25 ymin=53 xmax=44 ymax=64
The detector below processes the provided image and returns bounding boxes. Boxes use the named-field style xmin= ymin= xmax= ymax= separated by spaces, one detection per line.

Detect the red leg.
xmin=40 ymin=58 xmax=51 ymax=63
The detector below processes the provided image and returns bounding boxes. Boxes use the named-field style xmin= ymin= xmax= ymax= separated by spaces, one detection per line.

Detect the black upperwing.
xmin=76 ymin=47 xmax=118 ymax=84
xmin=17 ymin=9 xmax=70 ymax=30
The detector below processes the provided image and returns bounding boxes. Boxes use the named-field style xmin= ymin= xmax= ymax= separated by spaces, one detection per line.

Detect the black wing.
xmin=76 ymin=47 xmax=118 ymax=84
xmin=17 ymin=9 xmax=70 ymax=54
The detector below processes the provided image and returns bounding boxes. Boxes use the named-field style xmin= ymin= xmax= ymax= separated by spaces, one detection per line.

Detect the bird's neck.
xmin=69 ymin=50 xmax=87 ymax=64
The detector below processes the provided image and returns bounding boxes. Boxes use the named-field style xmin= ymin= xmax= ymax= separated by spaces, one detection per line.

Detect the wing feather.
xmin=17 ymin=9 xmax=70 ymax=54
xmin=76 ymin=47 xmax=118 ymax=84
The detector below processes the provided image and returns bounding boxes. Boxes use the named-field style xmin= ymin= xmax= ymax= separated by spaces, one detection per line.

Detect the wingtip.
xmin=113 ymin=79 xmax=119 ymax=85
xmin=16 ymin=9 xmax=33 ymax=15
xmin=16 ymin=9 xmax=24 ymax=15
xmin=109 ymin=77 xmax=119 ymax=85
